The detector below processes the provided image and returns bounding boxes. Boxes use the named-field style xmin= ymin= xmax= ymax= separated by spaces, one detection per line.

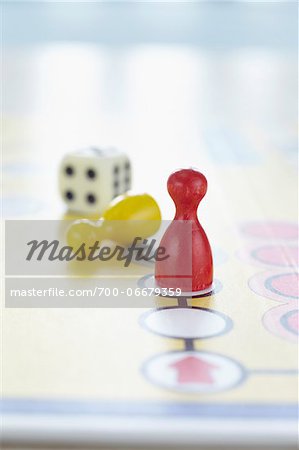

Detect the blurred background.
xmin=3 ymin=1 xmax=298 ymax=218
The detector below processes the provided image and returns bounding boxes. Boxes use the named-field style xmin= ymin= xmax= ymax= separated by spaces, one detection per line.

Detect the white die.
xmin=58 ymin=147 xmax=132 ymax=214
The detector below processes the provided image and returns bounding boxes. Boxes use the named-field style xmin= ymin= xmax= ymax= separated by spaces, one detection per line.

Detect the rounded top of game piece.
xmin=167 ymin=169 xmax=207 ymax=207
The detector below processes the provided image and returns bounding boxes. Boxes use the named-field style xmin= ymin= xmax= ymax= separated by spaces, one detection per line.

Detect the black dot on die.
xmin=125 ymin=176 xmax=130 ymax=185
xmin=65 ymin=190 xmax=74 ymax=201
xmin=114 ymin=166 xmax=119 ymax=175
xmin=86 ymin=168 xmax=96 ymax=179
xmin=86 ymin=193 xmax=96 ymax=204
xmin=114 ymin=180 xmax=119 ymax=188
xmin=125 ymin=161 xmax=130 ymax=171
xmin=65 ymin=166 xmax=74 ymax=176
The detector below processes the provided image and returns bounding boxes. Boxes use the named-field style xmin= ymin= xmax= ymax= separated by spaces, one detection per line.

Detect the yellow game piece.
xmin=67 ymin=193 xmax=161 ymax=249
xmin=62 ymin=210 xmax=100 ymax=222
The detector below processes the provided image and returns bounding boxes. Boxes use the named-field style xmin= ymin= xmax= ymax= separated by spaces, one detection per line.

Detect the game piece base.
xmin=139 ymin=274 xmax=215 ymax=297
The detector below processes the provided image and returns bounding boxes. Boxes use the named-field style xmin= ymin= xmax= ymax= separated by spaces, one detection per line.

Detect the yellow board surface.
xmin=3 ymin=118 xmax=298 ymax=408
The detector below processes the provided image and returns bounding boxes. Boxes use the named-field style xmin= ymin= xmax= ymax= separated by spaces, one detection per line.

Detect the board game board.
xmin=2 ymin=113 xmax=298 ymax=449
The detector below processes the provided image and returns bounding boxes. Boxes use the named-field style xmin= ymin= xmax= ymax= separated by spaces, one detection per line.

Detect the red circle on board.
xmin=242 ymin=222 xmax=298 ymax=240
xmin=287 ymin=311 xmax=299 ymax=333
xmin=252 ymin=246 xmax=298 ymax=267
xmin=268 ymin=273 xmax=299 ymax=299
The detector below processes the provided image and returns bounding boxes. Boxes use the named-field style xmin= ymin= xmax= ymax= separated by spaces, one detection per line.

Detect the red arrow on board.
xmin=170 ymin=356 xmax=219 ymax=384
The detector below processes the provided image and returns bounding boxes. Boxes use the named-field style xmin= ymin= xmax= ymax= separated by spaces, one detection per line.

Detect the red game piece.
xmin=155 ymin=169 xmax=213 ymax=293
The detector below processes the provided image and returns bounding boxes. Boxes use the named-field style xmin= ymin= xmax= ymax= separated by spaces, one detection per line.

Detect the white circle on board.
xmin=142 ymin=351 xmax=245 ymax=394
xmin=141 ymin=307 xmax=232 ymax=339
